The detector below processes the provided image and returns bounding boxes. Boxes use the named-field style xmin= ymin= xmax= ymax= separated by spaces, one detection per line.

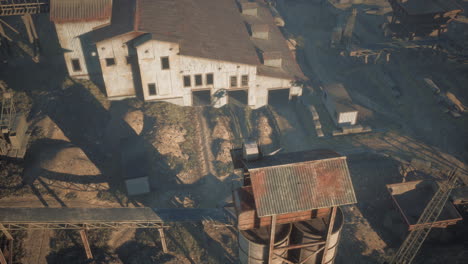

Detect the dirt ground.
xmin=1 ymin=0 xmax=468 ymax=263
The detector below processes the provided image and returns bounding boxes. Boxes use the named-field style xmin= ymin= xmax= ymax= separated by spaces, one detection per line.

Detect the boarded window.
xmin=71 ymin=59 xmax=81 ymax=72
xmin=106 ymin=58 xmax=116 ymax=66
xmin=183 ymin=75 xmax=191 ymax=87
xmin=241 ymin=75 xmax=249 ymax=86
xmin=206 ymin=73 xmax=213 ymax=85
xmin=195 ymin=74 xmax=202 ymax=86
xmin=161 ymin=57 xmax=170 ymax=70
xmin=230 ymin=76 xmax=237 ymax=87
xmin=148 ymin=83 xmax=157 ymax=95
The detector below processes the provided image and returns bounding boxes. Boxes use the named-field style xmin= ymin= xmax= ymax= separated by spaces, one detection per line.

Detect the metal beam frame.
xmin=0 ymin=1 xmax=49 ymax=17
xmin=1 ymin=222 xmax=166 ymax=230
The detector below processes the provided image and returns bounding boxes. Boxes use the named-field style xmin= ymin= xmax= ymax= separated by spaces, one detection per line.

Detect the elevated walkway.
xmin=0 ymin=207 xmax=231 ymax=230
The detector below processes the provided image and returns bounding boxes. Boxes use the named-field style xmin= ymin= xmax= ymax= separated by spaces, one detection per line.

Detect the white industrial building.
xmin=50 ymin=0 xmax=112 ymax=79
xmin=52 ymin=0 xmax=305 ymax=108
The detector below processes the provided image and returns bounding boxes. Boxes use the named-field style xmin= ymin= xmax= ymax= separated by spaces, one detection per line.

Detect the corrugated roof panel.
xmin=50 ymin=0 xmax=113 ymax=23
xmin=250 ymin=156 xmax=357 ymax=217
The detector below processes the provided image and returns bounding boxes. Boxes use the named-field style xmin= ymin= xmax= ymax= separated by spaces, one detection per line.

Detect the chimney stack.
xmin=241 ymin=2 xmax=258 ymax=16
xmin=251 ymin=24 xmax=269 ymax=40
xmin=263 ymin=51 xmax=282 ymax=68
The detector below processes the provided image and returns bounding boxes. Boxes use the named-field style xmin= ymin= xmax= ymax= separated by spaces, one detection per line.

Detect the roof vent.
xmin=251 ymin=24 xmax=269 ymax=40
xmin=263 ymin=51 xmax=282 ymax=68
xmin=241 ymin=2 xmax=258 ymax=16
xmin=243 ymin=140 xmax=259 ymax=161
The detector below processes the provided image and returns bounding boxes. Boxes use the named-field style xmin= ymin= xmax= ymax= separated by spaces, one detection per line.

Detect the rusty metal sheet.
xmin=50 ymin=0 xmax=112 ymax=23
xmin=249 ymin=152 xmax=357 ymax=217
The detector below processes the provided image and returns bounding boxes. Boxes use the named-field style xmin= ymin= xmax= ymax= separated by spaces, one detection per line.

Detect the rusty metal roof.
xmin=248 ymin=150 xmax=357 ymax=217
xmin=50 ymin=0 xmax=113 ymax=23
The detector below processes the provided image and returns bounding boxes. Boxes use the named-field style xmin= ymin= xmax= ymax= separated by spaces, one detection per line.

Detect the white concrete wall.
xmin=96 ymin=33 xmax=140 ymax=98
xmin=135 ymin=39 xmax=257 ymax=107
xmin=55 ymin=19 xmax=109 ymax=79
xmin=255 ymin=75 xmax=298 ymax=107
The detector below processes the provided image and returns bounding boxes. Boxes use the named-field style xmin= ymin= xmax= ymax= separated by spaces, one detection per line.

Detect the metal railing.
xmin=0 ymin=0 xmax=49 ymax=17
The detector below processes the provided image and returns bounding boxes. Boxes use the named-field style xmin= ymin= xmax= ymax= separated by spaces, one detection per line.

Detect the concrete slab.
xmin=125 ymin=177 xmax=150 ymax=196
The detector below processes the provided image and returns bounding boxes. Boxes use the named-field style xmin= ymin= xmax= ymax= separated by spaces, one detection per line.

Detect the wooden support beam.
xmin=79 ymin=229 xmax=93 ymax=260
xmin=268 ymin=214 xmax=277 ymax=264
xmin=0 ymin=225 xmax=13 ymax=241
xmin=8 ymin=240 xmax=12 ymax=264
xmin=0 ymin=24 xmax=12 ymax=42
xmin=274 ymin=241 xmax=326 ymax=251
xmin=321 ymin=207 xmax=337 ymax=264
xmin=158 ymin=228 xmax=168 ymax=253
xmin=0 ymin=19 xmax=19 ymax=34
xmin=21 ymin=15 xmax=33 ymax=44
xmin=0 ymin=249 xmax=6 ymax=264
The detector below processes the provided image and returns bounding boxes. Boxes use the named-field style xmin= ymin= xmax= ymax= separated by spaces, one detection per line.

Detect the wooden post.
xmin=158 ymin=228 xmax=168 ymax=253
xmin=268 ymin=215 xmax=277 ymax=264
xmin=0 ymin=225 xmax=12 ymax=241
xmin=0 ymin=249 xmax=6 ymax=264
xmin=321 ymin=207 xmax=337 ymax=264
xmin=8 ymin=240 xmax=12 ymax=264
xmin=79 ymin=229 xmax=93 ymax=260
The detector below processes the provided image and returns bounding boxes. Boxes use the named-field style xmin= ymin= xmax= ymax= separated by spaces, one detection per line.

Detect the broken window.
xmin=161 ymin=56 xmax=170 ymax=70
xmin=183 ymin=75 xmax=191 ymax=87
xmin=148 ymin=83 xmax=157 ymax=96
xmin=206 ymin=73 xmax=213 ymax=85
xmin=195 ymin=74 xmax=202 ymax=86
xmin=241 ymin=75 xmax=249 ymax=86
xmin=71 ymin=59 xmax=81 ymax=72
xmin=230 ymin=76 xmax=237 ymax=87
xmin=106 ymin=58 xmax=116 ymax=66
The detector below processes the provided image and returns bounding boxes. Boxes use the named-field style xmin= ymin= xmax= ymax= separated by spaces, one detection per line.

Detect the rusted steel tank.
xmin=239 ymin=223 xmax=292 ymax=264
xmin=290 ymin=207 xmax=344 ymax=264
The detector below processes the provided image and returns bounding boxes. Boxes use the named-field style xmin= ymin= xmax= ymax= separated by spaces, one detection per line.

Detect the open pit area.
xmin=1 ymin=0 xmax=468 ymax=263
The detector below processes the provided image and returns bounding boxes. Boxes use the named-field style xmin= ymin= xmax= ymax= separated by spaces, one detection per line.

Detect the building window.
xmin=183 ymin=75 xmax=191 ymax=87
xmin=126 ymin=56 xmax=132 ymax=65
xmin=195 ymin=74 xmax=202 ymax=86
xmin=230 ymin=76 xmax=237 ymax=87
xmin=148 ymin=83 xmax=157 ymax=95
xmin=71 ymin=59 xmax=81 ymax=72
xmin=161 ymin=56 xmax=170 ymax=70
xmin=241 ymin=75 xmax=249 ymax=86
xmin=106 ymin=58 xmax=116 ymax=66
xmin=206 ymin=73 xmax=213 ymax=85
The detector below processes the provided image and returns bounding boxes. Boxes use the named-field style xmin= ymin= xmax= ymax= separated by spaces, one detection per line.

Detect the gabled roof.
xmin=323 ymin=83 xmax=358 ymax=113
xmin=93 ymin=0 xmax=259 ymax=65
xmin=247 ymin=149 xmax=357 ymax=217
xmin=242 ymin=0 xmax=306 ymax=80
xmin=50 ymin=0 xmax=113 ymax=23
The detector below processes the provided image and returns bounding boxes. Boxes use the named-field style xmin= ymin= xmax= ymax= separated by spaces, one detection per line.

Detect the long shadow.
xmin=346 ymin=153 xmax=407 ymax=249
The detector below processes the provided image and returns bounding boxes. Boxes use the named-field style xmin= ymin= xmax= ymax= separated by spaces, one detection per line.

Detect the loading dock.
xmin=267 ymin=88 xmax=290 ymax=106
xmin=228 ymin=89 xmax=248 ymax=106
xmin=192 ymin=90 xmax=211 ymax=106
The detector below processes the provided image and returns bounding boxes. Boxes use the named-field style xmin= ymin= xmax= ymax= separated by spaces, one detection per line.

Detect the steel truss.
xmin=0 ymin=0 xmax=49 ymax=17
xmin=1 ymin=222 xmax=166 ymax=230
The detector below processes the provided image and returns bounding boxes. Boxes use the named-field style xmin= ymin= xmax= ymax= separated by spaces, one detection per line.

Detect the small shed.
xmin=322 ymin=83 xmax=358 ymax=127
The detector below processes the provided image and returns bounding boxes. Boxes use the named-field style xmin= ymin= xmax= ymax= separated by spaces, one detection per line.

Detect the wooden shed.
xmin=322 ymin=83 xmax=358 ymax=127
